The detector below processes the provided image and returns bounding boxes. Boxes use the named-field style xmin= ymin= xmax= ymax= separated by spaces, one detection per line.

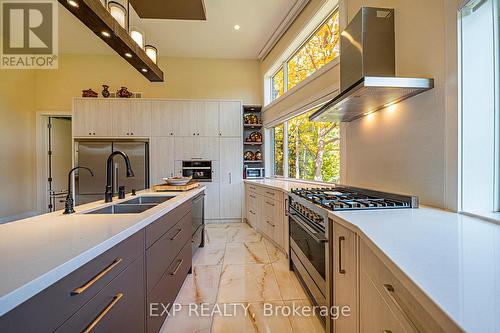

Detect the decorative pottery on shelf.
xmin=244 ymin=114 xmax=259 ymax=124
xmin=102 ymin=85 xmax=110 ymax=98
xmin=82 ymin=89 xmax=98 ymax=97
xmin=244 ymin=151 xmax=255 ymax=161
xmin=254 ymin=150 xmax=262 ymax=161
xmin=249 ymin=131 xmax=262 ymax=142
xmin=117 ymin=86 xmax=133 ymax=98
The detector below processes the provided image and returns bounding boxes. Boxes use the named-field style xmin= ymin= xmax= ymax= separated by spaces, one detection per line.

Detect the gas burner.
xmin=290 ymin=186 xmax=417 ymax=211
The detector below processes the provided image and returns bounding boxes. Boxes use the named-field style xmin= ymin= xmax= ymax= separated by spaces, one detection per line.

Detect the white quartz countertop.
xmin=246 ymin=178 xmax=500 ymax=332
xmin=0 ymin=187 xmax=204 ymax=317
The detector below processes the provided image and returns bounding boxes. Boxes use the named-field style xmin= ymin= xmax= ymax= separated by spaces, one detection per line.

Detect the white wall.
xmin=341 ymin=0 xmax=459 ymax=209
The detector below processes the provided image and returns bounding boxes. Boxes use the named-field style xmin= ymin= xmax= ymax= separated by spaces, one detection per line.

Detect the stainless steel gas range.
xmin=288 ymin=186 xmax=418 ymax=324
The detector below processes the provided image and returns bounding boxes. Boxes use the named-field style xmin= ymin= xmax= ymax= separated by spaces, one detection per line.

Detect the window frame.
xmin=269 ymin=7 xmax=339 ymax=102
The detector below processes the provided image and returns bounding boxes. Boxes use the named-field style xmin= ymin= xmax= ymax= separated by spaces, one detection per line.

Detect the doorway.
xmin=36 ymin=113 xmax=72 ymax=214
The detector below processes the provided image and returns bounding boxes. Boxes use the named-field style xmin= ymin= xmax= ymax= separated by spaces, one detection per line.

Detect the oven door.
xmin=289 ymin=210 xmax=327 ymax=303
xmin=182 ymin=161 xmax=212 ymax=181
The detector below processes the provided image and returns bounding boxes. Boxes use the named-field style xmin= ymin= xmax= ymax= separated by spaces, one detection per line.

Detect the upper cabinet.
xmin=111 ymin=99 xmax=151 ymax=137
xmin=219 ymin=101 xmax=242 ymax=137
xmin=73 ymin=98 xmax=242 ymax=139
xmin=73 ymin=99 xmax=112 ymax=137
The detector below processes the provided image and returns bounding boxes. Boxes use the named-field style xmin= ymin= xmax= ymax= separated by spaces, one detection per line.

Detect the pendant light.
xmin=145 ymin=45 xmax=158 ymax=64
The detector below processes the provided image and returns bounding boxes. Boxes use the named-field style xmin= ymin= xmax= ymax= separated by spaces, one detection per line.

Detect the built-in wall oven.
xmin=288 ymin=191 xmax=330 ymax=324
xmin=182 ymin=161 xmax=212 ymax=182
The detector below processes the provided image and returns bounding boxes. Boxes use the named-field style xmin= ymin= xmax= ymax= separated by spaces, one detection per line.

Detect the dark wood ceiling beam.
xmin=59 ymin=0 xmax=164 ymax=82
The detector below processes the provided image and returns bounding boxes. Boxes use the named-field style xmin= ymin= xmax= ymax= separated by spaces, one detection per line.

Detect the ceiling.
xmin=58 ymin=0 xmax=300 ymax=59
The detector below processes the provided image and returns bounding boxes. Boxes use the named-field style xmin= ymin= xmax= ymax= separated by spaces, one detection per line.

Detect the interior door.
xmin=47 ymin=117 xmax=72 ymax=211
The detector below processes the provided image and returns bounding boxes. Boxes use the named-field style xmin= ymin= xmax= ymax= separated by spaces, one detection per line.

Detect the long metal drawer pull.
xmin=82 ymin=292 xmax=123 ymax=333
xmin=170 ymin=259 xmax=184 ymax=275
xmin=338 ymin=236 xmax=346 ymax=275
xmin=266 ymin=191 xmax=275 ymax=195
xmin=170 ymin=228 xmax=182 ymax=240
xmin=383 ymin=284 xmax=419 ymax=331
xmin=72 ymin=258 xmax=123 ymax=295
xmin=383 ymin=331 xmax=393 ymax=333
xmin=249 ymin=194 xmax=256 ymax=199
xmin=266 ymin=201 xmax=275 ymax=206
xmin=284 ymin=198 xmax=289 ymax=216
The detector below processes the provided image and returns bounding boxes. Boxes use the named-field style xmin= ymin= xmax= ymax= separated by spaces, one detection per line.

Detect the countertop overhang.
xmin=0 ymin=187 xmax=205 ymax=317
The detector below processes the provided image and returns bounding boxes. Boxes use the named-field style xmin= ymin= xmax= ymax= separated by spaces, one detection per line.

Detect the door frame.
xmin=35 ymin=111 xmax=72 ymax=214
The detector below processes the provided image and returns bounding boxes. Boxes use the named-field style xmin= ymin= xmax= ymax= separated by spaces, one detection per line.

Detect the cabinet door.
xmin=174 ymin=137 xmax=195 ymax=160
xmin=220 ymin=183 xmax=242 ymax=219
xmin=111 ymin=99 xmax=131 ymax=137
xmin=178 ymin=101 xmax=195 ymax=136
xmin=204 ymin=183 xmax=220 ymax=220
xmin=360 ymin=270 xmax=414 ymax=333
xmin=191 ymin=137 xmax=219 ymax=160
xmin=219 ymin=138 xmax=242 ymax=184
xmin=151 ymin=100 xmax=177 ymax=136
xmin=333 ymin=223 xmax=359 ymax=333
xmin=73 ymin=99 xmax=111 ymax=137
xmin=219 ymin=101 xmax=242 ymax=137
xmin=129 ymin=100 xmax=151 ymax=137
xmin=197 ymin=101 xmax=219 ymax=136
xmin=151 ymin=137 xmax=175 ymax=185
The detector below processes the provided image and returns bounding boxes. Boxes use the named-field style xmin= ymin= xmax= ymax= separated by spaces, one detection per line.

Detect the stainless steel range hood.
xmin=310 ymin=7 xmax=434 ymax=122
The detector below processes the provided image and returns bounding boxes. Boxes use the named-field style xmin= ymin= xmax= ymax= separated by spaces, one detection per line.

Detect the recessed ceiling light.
xmin=141 ymin=68 xmax=148 ymax=73
xmin=234 ymin=25 xmax=240 ymax=30
xmin=124 ymin=53 xmax=132 ymax=58
xmin=67 ymin=0 xmax=78 ymax=7
xmin=101 ymin=31 xmax=111 ymax=37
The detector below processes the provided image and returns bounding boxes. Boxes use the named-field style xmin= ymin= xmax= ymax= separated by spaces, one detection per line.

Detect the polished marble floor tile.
xmin=204 ymin=228 xmax=227 ymax=244
xmin=193 ymin=244 xmax=226 ymax=266
xmin=224 ymin=242 xmax=270 ymax=265
xmin=159 ymin=305 xmax=213 ymax=333
xmin=176 ymin=265 xmax=222 ymax=305
xmin=217 ymin=264 xmax=282 ymax=303
xmin=211 ymin=301 xmax=294 ymax=333
xmin=263 ymin=237 xmax=288 ymax=265
xmin=284 ymin=299 xmax=325 ymax=333
xmin=225 ymin=227 xmax=263 ymax=243
xmin=272 ymin=259 xmax=309 ymax=301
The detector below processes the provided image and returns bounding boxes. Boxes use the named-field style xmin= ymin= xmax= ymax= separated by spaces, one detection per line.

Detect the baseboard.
xmin=0 ymin=211 xmax=39 ymax=224
xmin=205 ymin=218 xmax=243 ymax=225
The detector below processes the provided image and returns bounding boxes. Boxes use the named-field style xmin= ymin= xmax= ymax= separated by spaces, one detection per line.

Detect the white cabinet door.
xmin=219 ymin=101 xmax=242 ymax=137
xmin=197 ymin=101 xmax=219 ymax=136
xmin=220 ymin=183 xmax=242 ymax=219
xmin=192 ymin=137 xmax=219 ymax=160
xmin=219 ymin=138 xmax=242 ymax=219
xmin=129 ymin=100 xmax=151 ymax=137
xmin=110 ymin=99 xmax=130 ymax=137
xmin=151 ymin=100 xmax=177 ymax=136
xmin=73 ymin=99 xmax=112 ymax=137
xmin=204 ymin=183 xmax=220 ymax=220
xmin=178 ymin=101 xmax=195 ymax=137
xmin=150 ymin=137 xmax=175 ymax=185
xmin=174 ymin=137 xmax=194 ymax=160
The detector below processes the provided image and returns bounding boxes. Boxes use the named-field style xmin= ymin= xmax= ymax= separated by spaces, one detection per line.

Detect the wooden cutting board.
xmin=153 ymin=181 xmax=200 ymax=192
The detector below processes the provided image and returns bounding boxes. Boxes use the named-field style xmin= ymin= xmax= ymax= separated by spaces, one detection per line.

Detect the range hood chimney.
xmin=310 ymin=7 xmax=434 ymax=122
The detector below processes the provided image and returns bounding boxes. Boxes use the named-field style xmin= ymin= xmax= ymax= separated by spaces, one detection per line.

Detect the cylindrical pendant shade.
xmin=130 ymin=27 xmax=145 ymax=49
xmin=108 ymin=1 xmax=127 ymax=30
xmin=145 ymin=45 xmax=158 ymax=64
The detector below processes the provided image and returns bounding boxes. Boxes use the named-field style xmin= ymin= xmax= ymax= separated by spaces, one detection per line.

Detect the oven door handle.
xmin=290 ymin=212 xmax=328 ymax=243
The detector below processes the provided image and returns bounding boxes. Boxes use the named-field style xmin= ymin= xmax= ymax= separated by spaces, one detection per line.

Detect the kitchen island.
xmin=0 ymin=187 xmax=204 ymax=332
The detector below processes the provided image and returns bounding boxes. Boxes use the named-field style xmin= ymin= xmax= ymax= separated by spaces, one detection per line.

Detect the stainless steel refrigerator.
xmin=74 ymin=140 xmax=149 ymax=205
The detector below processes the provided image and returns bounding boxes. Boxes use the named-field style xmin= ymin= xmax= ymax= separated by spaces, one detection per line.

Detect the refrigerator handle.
xmin=114 ymin=163 xmax=119 ymax=194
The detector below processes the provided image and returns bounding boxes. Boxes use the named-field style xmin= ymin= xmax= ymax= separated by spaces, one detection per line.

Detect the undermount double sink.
xmin=84 ymin=196 xmax=174 ymax=215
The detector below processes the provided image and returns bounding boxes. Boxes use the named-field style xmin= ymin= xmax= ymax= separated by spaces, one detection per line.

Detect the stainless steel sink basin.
xmin=85 ymin=204 xmax=157 ymax=215
xmin=117 ymin=196 xmax=174 ymax=205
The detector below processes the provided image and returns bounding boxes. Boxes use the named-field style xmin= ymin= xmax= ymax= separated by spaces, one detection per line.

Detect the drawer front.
xmin=147 ymin=241 xmax=192 ymax=333
xmin=146 ymin=200 xmax=191 ymax=248
xmin=260 ymin=187 xmax=283 ymax=202
xmin=146 ymin=211 xmax=192 ymax=294
xmin=245 ymin=183 xmax=259 ymax=193
xmin=360 ymin=268 xmax=414 ymax=333
xmin=55 ymin=255 xmax=145 ymax=333
xmin=0 ymin=231 xmax=144 ymax=333
xmin=360 ymin=241 xmax=449 ymax=333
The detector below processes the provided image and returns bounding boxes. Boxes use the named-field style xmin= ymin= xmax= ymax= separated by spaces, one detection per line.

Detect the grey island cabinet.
xmin=0 ymin=198 xmax=196 ymax=333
